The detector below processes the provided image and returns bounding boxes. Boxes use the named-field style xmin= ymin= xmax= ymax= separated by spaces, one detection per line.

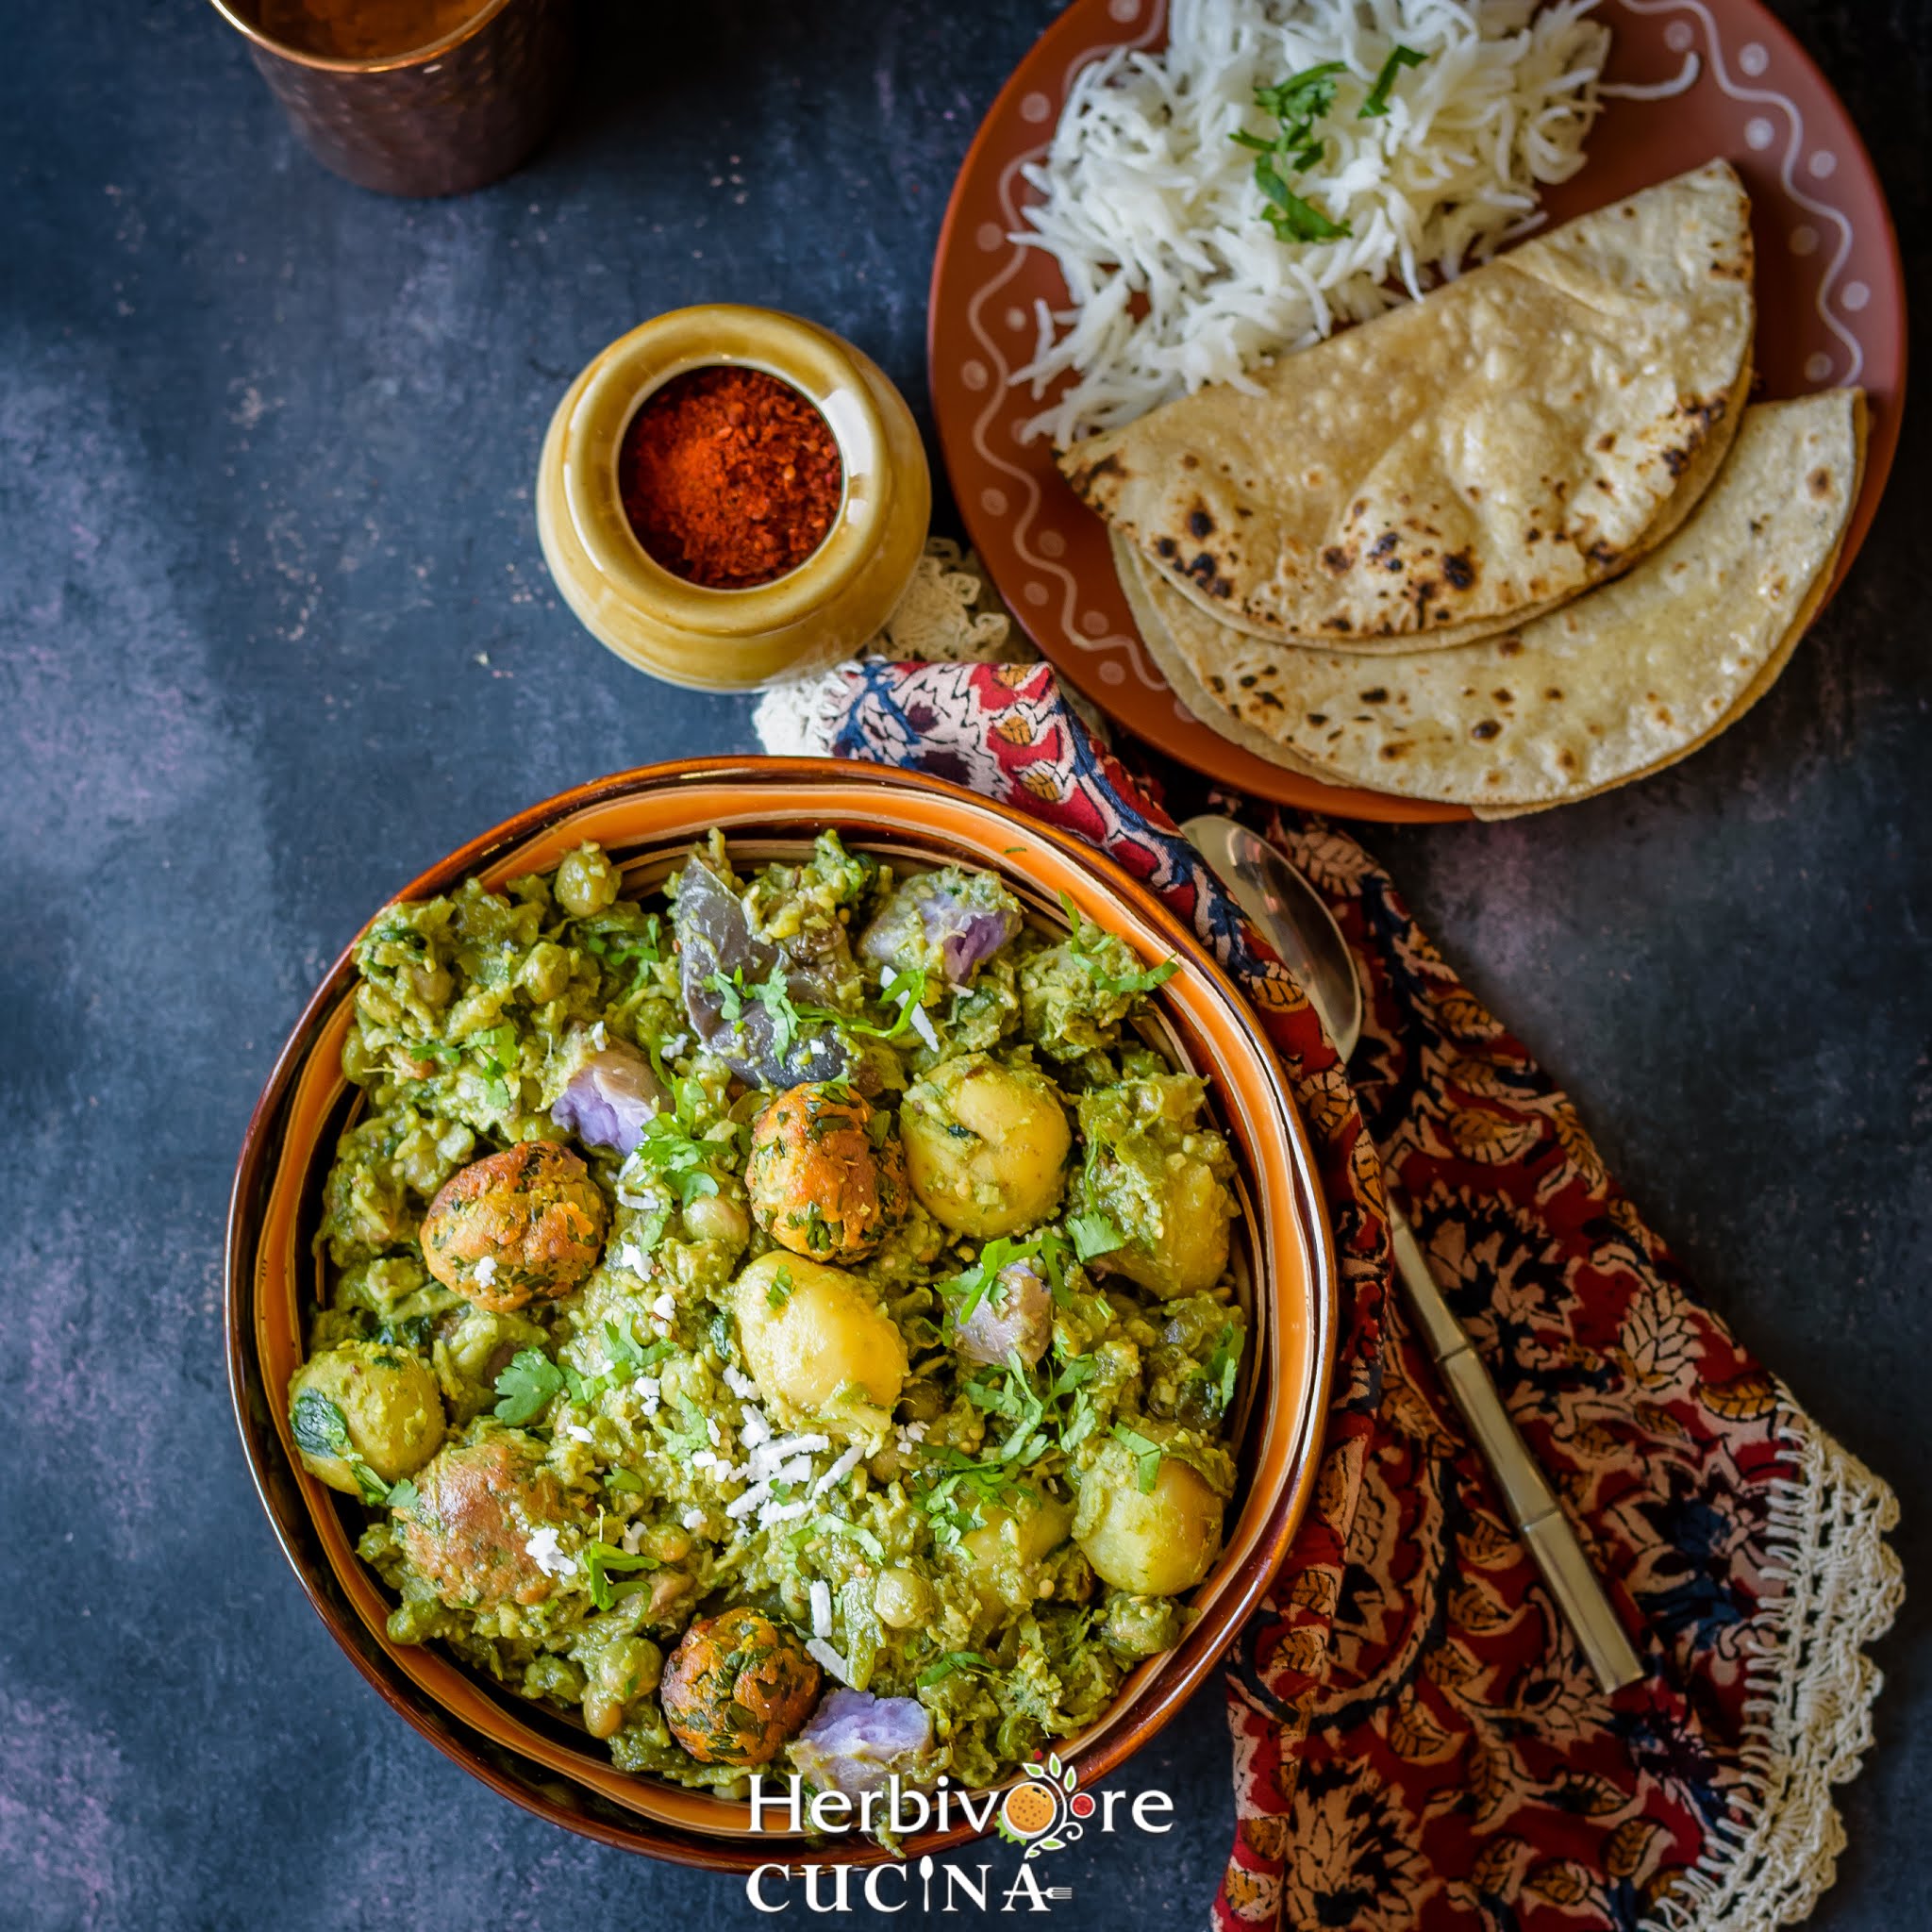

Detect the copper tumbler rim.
xmin=207 ymin=0 xmax=519 ymax=75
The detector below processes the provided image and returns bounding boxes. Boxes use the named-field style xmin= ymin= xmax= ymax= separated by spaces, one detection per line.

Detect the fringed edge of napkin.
xmin=1647 ymin=1406 xmax=1901 ymax=1932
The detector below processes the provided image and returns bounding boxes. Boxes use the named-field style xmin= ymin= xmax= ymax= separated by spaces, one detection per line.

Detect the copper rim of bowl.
xmin=560 ymin=308 xmax=886 ymax=636
xmin=207 ymin=0 xmax=521 ymax=73
xmin=227 ymin=757 xmax=1338 ymax=1867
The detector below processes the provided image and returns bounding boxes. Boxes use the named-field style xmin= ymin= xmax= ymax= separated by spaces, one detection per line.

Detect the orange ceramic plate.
xmin=227 ymin=758 xmax=1338 ymax=1867
xmin=929 ymin=0 xmax=1906 ymax=821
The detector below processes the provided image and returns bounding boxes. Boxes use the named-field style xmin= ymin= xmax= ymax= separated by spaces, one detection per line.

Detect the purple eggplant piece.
xmin=932 ymin=901 xmax=1019 ymax=982
xmin=954 ymin=1260 xmax=1052 ymax=1368
xmin=550 ymin=1042 xmax=668 ymax=1155
xmin=672 ymin=853 xmax=854 ymax=1088
xmin=858 ymin=878 xmax=1020 ymax=986
xmin=791 ymin=1690 xmax=932 ymax=1799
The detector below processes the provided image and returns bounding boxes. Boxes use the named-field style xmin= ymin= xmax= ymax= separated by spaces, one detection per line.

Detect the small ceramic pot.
xmin=537 ymin=307 xmax=931 ymax=691
xmin=228 ymin=758 xmax=1336 ymax=1865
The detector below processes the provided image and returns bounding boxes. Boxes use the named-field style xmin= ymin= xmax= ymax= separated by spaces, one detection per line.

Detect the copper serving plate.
xmin=227 ymin=757 xmax=1337 ymax=1865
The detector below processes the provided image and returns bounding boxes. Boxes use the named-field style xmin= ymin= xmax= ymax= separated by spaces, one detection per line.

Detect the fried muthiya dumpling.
xmin=420 ymin=1140 xmax=607 ymax=1311
xmin=747 ymin=1082 xmax=908 ymax=1261
xmin=658 ymin=1607 xmax=821 ymax=1765
xmin=400 ymin=1428 xmax=576 ymax=1610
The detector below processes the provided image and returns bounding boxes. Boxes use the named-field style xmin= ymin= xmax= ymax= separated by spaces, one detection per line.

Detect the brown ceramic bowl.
xmin=227 ymin=757 xmax=1337 ymax=1865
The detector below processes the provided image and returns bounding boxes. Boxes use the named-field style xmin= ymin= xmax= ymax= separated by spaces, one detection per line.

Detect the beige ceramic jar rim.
xmin=206 ymin=0 xmax=520 ymax=72
xmin=558 ymin=306 xmax=888 ymax=639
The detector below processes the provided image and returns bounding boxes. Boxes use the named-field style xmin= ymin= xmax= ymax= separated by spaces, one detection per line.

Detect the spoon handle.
xmin=1387 ymin=1205 xmax=1646 ymax=1696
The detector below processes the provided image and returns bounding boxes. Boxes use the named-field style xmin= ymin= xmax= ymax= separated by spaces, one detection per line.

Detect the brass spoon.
xmin=1183 ymin=814 xmax=1645 ymax=1696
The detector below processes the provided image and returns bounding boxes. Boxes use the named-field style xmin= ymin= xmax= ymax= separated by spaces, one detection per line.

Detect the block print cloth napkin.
xmin=767 ymin=653 xmax=1901 ymax=1932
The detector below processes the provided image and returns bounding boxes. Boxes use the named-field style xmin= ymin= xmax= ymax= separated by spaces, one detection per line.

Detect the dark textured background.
xmin=2 ymin=2 xmax=1924 ymax=1927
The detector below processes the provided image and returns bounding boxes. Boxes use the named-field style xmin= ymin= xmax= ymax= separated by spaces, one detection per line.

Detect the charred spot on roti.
xmin=1307 ymin=713 xmax=1327 ymax=726
xmin=1187 ymin=507 xmax=1215 ymax=539
xmin=1256 ymin=690 xmax=1283 ymax=710
xmin=1154 ymin=536 xmax=1178 ymax=559
xmin=1180 ymin=454 xmax=1199 ymax=470
xmin=1322 ymin=546 xmax=1353 ymax=574
xmin=1497 ymin=639 xmax=1524 ymax=658
xmin=1558 ymin=749 xmax=1578 ymax=773
xmin=1379 ymin=742 xmax=1410 ymax=760
xmin=1586 ymin=541 xmax=1622 ymax=568
xmin=1441 ymin=551 xmax=1475 ymax=591
xmin=1807 ymin=467 xmax=1834 ymax=498
xmin=1470 ymin=720 xmax=1502 ymax=741
xmin=1544 ymin=687 xmax=1563 ymax=701
xmin=1367 ymin=532 xmax=1400 ymax=568
xmin=1324 ymin=614 xmax=1354 ymax=633
xmin=1237 ymin=674 xmax=1257 ymax=689
xmin=1596 ymin=432 xmax=1617 ymax=453
xmin=1491 ymin=690 xmax=1514 ymax=705
xmin=1359 ymin=687 xmax=1389 ymax=704
xmin=1184 ymin=552 xmax=1233 ymax=599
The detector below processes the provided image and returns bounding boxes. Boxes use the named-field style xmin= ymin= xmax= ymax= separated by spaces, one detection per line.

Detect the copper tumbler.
xmin=209 ymin=0 xmax=575 ymax=198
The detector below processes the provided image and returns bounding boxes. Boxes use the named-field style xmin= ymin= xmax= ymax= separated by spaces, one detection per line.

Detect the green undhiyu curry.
xmin=290 ymin=831 xmax=1249 ymax=1801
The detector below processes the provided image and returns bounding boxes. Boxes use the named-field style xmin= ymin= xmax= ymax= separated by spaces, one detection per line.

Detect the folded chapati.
xmin=1120 ymin=391 xmax=1865 ymax=810
xmin=1063 ymin=161 xmax=1757 ymax=650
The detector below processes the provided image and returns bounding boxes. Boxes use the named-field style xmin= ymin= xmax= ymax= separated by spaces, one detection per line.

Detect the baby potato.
xmin=1074 ymin=1443 xmax=1224 ymax=1597
xmin=731 ymin=1253 xmax=908 ymax=1437
xmin=289 ymin=1341 xmax=444 ymax=1494
xmin=659 ymin=1607 xmax=821 ymax=1766
xmin=1102 ymin=1157 xmax=1234 ymax=1299
xmin=958 ymin=1486 xmax=1074 ymax=1611
xmin=901 ymin=1054 xmax=1071 ymax=1238
xmin=747 ymin=1082 xmax=908 ymax=1261
xmin=400 ymin=1430 xmax=575 ymax=1610
xmin=420 ymin=1140 xmax=607 ymax=1311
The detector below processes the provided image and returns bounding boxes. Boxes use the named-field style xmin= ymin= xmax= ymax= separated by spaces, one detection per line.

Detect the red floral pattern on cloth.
xmin=827 ymin=661 xmax=1810 ymax=1930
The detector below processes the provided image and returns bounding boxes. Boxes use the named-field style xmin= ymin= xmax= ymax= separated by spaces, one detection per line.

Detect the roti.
xmin=1120 ymin=391 xmax=1865 ymax=809
xmin=1062 ymin=161 xmax=1756 ymax=648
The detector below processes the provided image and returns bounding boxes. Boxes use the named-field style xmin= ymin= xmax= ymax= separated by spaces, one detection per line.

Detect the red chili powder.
xmin=618 ymin=367 xmax=844 ymax=590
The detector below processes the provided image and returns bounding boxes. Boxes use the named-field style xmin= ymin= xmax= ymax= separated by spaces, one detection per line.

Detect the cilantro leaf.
xmin=817 ymin=1515 xmax=886 ymax=1561
xmin=1233 ymin=60 xmax=1356 ymax=243
xmin=767 ymin=1264 xmax=795 ymax=1309
xmin=384 ymin=1478 xmax=419 ymax=1514
xmin=493 ymin=1349 xmax=566 ymax=1426
xmin=1112 ymin=1424 xmax=1164 ymax=1493
xmin=1068 ymin=1211 xmax=1124 ymax=1262
xmin=581 ymin=1539 xmax=658 ymax=1611
xmin=291 ymin=1388 xmax=350 ymax=1462
xmin=1206 ymin=1323 xmax=1243 ymax=1414
xmin=917 ymin=1649 xmax=992 ymax=1689
xmin=1359 ymin=44 xmax=1425 ymax=120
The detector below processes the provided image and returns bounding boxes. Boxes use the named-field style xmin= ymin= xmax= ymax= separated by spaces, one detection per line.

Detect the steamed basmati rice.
xmin=1012 ymin=0 xmax=1610 ymax=442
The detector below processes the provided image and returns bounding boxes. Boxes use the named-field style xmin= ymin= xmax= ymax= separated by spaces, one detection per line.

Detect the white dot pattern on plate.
xmin=981 ymin=488 xmax=1008 ymax=516
xmin=1789 ymin=225 xmax=1818 ymax=256
xmin=1739 ymin=42 xmax=1769 ymax=75
xmin=1080 ymin=611 xmax=1108 ymax=637
xmin=1108 ymin=0 xmax=1140 ymax=20
xmin=975 ymin=221 xmax=1004 ymax=252
xmin=1097 ymin=660 xmax=1126 ymax=687
xmin=1172 ymin=699 xmax=1195 ymax=724
xmin=961 ymin=359 xmax=989 ymax=391
xmin=1021 ymin=92 xmax=1052 ymax=123
xmin=1842 ymin=281 xmax=1871 ymax=312
xmin=1023 ymin=582 xmax=1048 ymax=608
xmin=1745 ymin=117 xmax=1774 ymax=150
xmin=1665 ymin=20 xmax=1693 ymax=50
xmin=1808 ymin=150 xmax=1838 ymax=178
xmin=1037 ymin=530 xmax=1066 ymax=558
xmin=1004 ymin=307 xmax=1025 ymax=331
xmin=1805 ymin=352 xmax=1835 ymax=382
